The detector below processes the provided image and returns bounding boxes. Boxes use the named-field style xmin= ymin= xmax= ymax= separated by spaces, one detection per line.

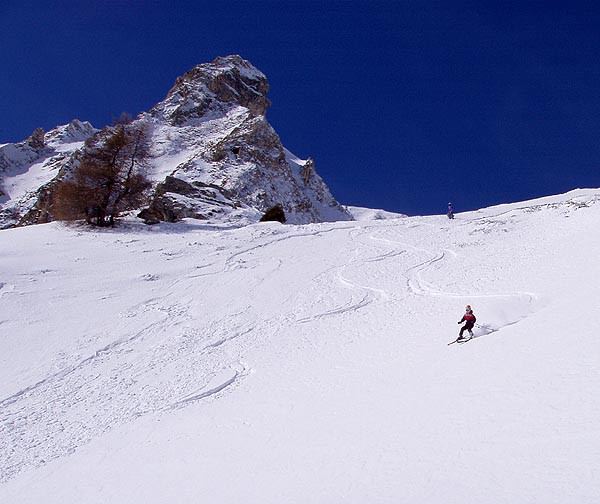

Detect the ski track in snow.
xmin=166 ymin=367 xmax=243 ymax=410
xmin=0 ymin=282 xmax=15 ymax=297
xmin=0 ymin=224 xmax=366 ymax=483
xmin=0 ymin=290 xmax=254 ymax=483
xmin=295 ymin=227 xmax=400 ymax=323
xmin=367 ymin=223 xmax=540 ymax=337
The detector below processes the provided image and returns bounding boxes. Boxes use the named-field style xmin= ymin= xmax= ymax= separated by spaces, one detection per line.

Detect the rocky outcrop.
xmin=301 ymin=158 xmax=315 ymax=185
xmin=164 ymin=55 xmax=270 ymax=123
xmin=137 ymin=55 xmax=352 ymax=225
xmin=27 ymin=128 xmax=46 ymax=149
xmin=260 ymin=204 xmax=286 ymax=223
xmin=138 ymin=176 xmax=243 ymax=223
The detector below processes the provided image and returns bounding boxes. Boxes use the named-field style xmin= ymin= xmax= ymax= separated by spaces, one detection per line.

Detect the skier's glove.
xmin=457 ymin=321 xmax=461 ymax=324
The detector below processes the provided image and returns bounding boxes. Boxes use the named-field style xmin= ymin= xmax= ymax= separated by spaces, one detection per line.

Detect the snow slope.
xmin=1 ymin=189 xmax=599 ymax=503
xmin=346 ymin=204 xmax=406 ymax=220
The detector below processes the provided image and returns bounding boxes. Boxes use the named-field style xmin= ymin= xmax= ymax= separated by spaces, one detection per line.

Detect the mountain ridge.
xmin=0 ymin=55 xmax=351 ymax=228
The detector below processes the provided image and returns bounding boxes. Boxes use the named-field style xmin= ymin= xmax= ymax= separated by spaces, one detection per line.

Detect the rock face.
xmin=0 ymin=55 xmax=352 ymax=228
xmin=137 ymin=55 xmax=351 ymax=225
xmin=166 ymin=55 xmax=271 ymax=120
xmin=27 ymin=128 xmax=46 ymax=149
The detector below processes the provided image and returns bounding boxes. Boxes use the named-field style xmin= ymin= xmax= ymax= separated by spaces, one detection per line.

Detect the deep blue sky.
xmin=2 ymin=1 xmax=600 ymax=215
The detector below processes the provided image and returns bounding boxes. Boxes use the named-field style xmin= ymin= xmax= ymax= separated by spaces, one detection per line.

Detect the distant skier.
xmin=457 ymin=305 xmax=476 ymax=340
xmin=447 ymin=202 xmax=455 ymax=219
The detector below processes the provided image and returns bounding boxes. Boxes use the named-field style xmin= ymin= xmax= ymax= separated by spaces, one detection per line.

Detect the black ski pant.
xmin=459 ymin=321 xmax=474 ymax=337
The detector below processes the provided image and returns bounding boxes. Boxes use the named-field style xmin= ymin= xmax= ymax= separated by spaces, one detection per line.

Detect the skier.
xmin=447 ymin=202 xmax=454 ymax=219
xmin=457 ymin=305 xmax=476 ymax=340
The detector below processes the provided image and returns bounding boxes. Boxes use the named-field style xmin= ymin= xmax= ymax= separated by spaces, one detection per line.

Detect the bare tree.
xmin=53 ymin=123 xmax=152 ymax=226
xmin=112 ymin=111 xmax=133 ymax=125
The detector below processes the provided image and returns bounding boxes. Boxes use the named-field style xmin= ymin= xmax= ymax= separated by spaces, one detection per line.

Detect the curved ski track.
xmin=368 ymin=225 xmax=540 ymax=336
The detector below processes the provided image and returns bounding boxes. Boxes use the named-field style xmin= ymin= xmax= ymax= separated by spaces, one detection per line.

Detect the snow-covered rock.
xmin=138 ymin=55 xmax=352 ymax=225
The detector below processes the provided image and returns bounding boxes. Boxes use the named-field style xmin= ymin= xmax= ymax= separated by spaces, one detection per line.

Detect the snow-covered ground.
xmin=1 ymin=189 xmax=599 ymax=503
xmin=346 ymin=204 xmax=406 ymax=220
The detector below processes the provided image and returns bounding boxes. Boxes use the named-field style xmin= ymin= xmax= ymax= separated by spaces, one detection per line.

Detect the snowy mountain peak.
xmin=17 ymin=120 xmax=95 ymax=153
xmin=160 ymin=54 xmax=270 ymax=124
xmin=0 ymin=121 xmax=97 ymax=227
xmin=136 ymin=55 xmax=351 ymax=225
xmin=0 ymin=55 xmax=351 ymax=228
xmin=44 ymin=119 xmax=96 ymax=146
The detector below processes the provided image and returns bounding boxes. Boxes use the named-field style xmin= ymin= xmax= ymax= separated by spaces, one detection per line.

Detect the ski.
xmin=448 ymin=336 xmax=471 ymax=346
